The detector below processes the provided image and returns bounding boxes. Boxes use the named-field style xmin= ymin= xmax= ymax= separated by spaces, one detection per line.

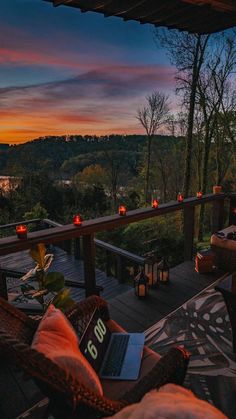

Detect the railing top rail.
xmin=0 ymin=219 xmax=41 ymax=230
xmin=95 ymin=239 xmax=145 ymax=264
xmin=0 ymin=193 xmax=227 ymax=256
xmin=43 ymin=219 xmax=63 ymax=227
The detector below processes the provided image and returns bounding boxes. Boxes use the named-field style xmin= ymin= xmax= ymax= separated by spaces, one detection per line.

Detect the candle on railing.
xmin=152 ymin=199 xmax=159 ymax=209
xmin=177 ymin=192 xmax=184 ymax=202
xmin=16 ymin=224 xmax=28 ymax=240
xmin=213 ymin=185 xmax=222 ymax=194
xmin=119 ymin=205 xmax=126 ymax=216
xmin=73 ymin=214 xmax=82 ymax=226
xmin=197 ymin=191 xmax=203 ymax=198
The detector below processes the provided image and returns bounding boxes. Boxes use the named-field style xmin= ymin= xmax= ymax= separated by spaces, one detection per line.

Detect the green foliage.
xmin=23 ymin=202 xmax=48 ymax=220
xmin=20 ymin=244 xmax=74 ymax=312
xmin=44 ymin=272 xmax=65 ymax=292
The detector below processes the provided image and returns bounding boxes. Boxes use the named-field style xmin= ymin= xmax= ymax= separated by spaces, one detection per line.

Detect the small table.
xmin=215 ymin=273 xmax=236 ymax=352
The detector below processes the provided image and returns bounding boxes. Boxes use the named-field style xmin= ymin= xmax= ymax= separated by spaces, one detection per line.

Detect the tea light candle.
xmin=197 ymin=191 xmax=203 ymax=198
xmin=119 ymin=205 xmax=126 ymax=216
xmin=177 ymin=193 xmax=184 ymax=202
xmin=213 ymin=185 xmax=222 ymax=194
xmin=73 ymin=214 xmax=82 ymax=226
xmin=16 ymin=224 xmax=28 ymax=239
xmin=152 ymin=199 xmax=159 ymax=209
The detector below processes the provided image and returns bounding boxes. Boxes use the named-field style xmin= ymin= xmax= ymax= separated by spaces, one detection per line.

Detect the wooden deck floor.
xmin=108 ymin=261 xmax=226 ymax=332
xmin=0 ymin=246 xmax=131 ymax=303
xmin=0 ymin=249 xmax=227 ymax=419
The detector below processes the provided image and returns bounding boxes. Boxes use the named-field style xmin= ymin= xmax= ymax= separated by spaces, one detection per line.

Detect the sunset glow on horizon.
xmin=1 ymin=1 xmax=175 ymax=145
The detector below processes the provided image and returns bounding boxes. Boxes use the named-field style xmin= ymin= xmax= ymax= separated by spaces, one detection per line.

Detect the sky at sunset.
xmin=0 ymin=0 xmax=175 ymax=144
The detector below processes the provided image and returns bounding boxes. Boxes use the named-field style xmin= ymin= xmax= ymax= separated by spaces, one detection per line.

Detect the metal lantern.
xmin=144 ymin=255 xmax=159 ymax=288
xmin=134 ymin=269 xmax=149 ymax=298
xmin=158 ymin=258 xmax=170 ymax=284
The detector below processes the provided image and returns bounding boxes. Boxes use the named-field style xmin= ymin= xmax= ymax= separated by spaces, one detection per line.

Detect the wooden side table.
xmin=215 ymin=273 xmax=236 ymax=352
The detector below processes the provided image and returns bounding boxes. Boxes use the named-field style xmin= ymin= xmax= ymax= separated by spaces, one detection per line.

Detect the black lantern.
xmin=158 ymin=258 xmax=170 ymax=284
xmin=134 ymin=269 xmax=149 ymax=298
xmin=144 ymin=254 xmax=158 ymax=288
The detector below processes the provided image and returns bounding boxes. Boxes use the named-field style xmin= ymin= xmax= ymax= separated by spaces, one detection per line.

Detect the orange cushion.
xmin=31 ymin=304 xmax=103 ymax=395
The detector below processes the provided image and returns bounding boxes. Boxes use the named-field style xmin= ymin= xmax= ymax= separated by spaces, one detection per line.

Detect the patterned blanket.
xmin=145 ymin=282 xmax=236 ymax=419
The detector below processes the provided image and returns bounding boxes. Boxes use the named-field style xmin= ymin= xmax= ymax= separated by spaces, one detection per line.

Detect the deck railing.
xmin=0 ymin=192 xmax=235 ymax=296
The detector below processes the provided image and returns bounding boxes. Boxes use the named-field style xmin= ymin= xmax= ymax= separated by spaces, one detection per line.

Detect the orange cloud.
xmin=0 ymin=64 xmax=175 ymax=144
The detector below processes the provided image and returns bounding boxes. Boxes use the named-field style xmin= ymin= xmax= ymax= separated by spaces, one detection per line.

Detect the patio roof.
xmin=45 ymin=0 xmax=236 ymax=34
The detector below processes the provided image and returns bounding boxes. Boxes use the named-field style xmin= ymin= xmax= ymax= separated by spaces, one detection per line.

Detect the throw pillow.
xmin=31 ymin=304 xmax=103 ymax=395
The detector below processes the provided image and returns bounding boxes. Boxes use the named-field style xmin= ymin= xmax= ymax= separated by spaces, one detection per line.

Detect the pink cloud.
xmin=0 ymin=64 xmax=175 ymax=144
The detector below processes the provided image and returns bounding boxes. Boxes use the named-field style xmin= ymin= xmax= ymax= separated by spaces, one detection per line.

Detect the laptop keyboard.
xmin=101 ymin=334 xmax=130 ymax=377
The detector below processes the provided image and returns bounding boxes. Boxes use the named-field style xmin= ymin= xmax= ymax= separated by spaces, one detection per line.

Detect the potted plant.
xmin=20 ymin=243 xmax=74 ymax=312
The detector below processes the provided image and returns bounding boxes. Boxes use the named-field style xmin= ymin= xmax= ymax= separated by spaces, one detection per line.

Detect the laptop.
xmin=79 ymin=308 xmax=145 ymax=380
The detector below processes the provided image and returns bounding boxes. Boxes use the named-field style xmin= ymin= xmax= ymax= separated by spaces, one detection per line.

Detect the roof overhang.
xmin=44 ymin=0 xmax=236 ymax=34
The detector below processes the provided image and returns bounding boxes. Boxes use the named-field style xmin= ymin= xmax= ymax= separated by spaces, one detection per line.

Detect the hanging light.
xmin=134 ymin=268 xmax=149 ymax=298
xmin=158 ymin=258 xmax=170 ymax=284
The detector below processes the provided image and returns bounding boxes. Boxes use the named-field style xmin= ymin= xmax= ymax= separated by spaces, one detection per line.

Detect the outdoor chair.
xmin=0 ymin=294 xmax=190 ymax=419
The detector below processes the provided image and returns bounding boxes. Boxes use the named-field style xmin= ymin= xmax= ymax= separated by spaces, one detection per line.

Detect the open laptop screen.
xmin=79 ymin=309 xmax=111 ymax=371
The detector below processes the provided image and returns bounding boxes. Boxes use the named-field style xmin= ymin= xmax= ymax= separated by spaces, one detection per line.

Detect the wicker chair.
xmin=0 ymin=295 xmax=190 ymax=419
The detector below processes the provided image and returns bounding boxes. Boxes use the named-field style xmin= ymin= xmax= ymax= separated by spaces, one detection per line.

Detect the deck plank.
xmin=108 ymin=262 xmax=225 ymax=331
xmin=0 ymin=247 xmax=132 ymax=304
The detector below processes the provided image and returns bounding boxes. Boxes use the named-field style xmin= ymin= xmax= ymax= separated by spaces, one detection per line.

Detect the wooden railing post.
xmin=74 ymin=237 xmax=81 ymax=259
xmin=116 ymin=255 xmax=124 ymax=283
xmin=82 ymin=234 xmax=97 ymax=297
xmin=211 ymin=198 xmax=224 ymax=233
xmin=183 ymin=206 xmax=195 ymax=261
xmin=229 ymin=193 xmax=236 ymax=225
xmin=106 ymin=250 xmax=112 ymax=276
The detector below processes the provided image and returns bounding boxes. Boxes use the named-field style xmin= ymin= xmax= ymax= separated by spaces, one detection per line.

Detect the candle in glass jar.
xmin=73 ymin=214 xmax=82 ymax=226
xmin=197 ymin=191 xmax=203 ymax=198
xmin=119 ymin=205 xmax=126 ymax=216
xmin=152 ymin=199 xmax=159 ymax=208
xmin=16 ymin=224 xmax=28 ymax=239
xmin=138 ymin=284 xmax=146 ymax=297
xmin=177 ymin=193 xmax=184 ymax=202
xmin=213 ymin=185 xmax=222 ymax=194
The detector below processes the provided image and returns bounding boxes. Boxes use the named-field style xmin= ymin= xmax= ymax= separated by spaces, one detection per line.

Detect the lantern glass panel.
xmin=145 ymin=257 xmax=158 ymax=287
xmin=158 ymin=258 xmax=170 ymax=284
xmin=134 ymin=269 xmax=148 ymax=298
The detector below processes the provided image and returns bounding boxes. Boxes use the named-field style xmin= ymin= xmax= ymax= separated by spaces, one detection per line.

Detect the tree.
xmin=137 ymin=91 xmax=169 ymax=203
xmin=195 ymin=33 xmax=236 ymax=239
xmin=74 ymin=164 xmax=107 ymax=188
xmin=155 ymin=30 xmax=210 ymax=196
xmin=23 ymin=203 xmax=48 ymax=220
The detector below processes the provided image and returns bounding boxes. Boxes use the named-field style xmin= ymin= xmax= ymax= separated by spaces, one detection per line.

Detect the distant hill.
xmin=0 ymin=134 xmax=183 ymax=179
